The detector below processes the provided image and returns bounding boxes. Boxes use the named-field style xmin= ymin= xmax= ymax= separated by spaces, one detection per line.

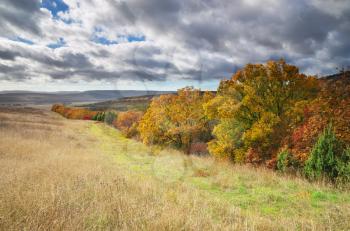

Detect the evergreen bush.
xmin=336 ymin=148 xmax=350 ymax=184
xmin=304 ymin=124 xmax=347 ymax=183
xmin=277 ymin=150 xmax=289 ymax=172
xmin=104 ymin=111 xmax=117 ymax=125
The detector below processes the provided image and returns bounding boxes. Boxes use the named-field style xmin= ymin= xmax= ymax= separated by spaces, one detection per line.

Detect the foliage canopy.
xmin=205 ymin=59 xmax=319 ymax=162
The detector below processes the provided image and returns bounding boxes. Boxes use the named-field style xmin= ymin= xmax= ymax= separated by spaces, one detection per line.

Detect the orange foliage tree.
xmin=138 ymin=87 xmax=214 ymax=154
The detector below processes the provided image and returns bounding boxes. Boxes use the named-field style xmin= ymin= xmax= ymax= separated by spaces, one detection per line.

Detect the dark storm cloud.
xmin=90 ymin=49 xmax=112 ymax=58
xmin=45 ymin=53 xmax=93 ymax=69
xmin=112 ymin=0 xmax=183 ymax=35
xmin=0 ymin=44 xmax=93 ymax=70
xmin=114 ymin=1 xmax=137 ymax=24
xmin=0 ymin=50 xmax=20 ymax=61
xmin=126 ymin=57 xmax=178 ymax=72
xmin=0 ymin=63 xmax=27 ymax=81
xmin=186 ymin=57 xmax=238 ymax=81
xmin=46 ymin=67 xmax=165 ymax=82
xmin=0 ymin=63 xmax=21 ymax=74
xmin=280 ymin=4 xmax=338 ymax=55
xmin=116 ymin=0 xmax=349 ymax=58
xmin=182 ymin=21 xmax=233 ymax=51
xmin=0 ymin=0 xmax=43 ymax=36
xmin=326 ymin=25 xmax=350 ymax=58
xmin=0 ymin=40 xmax=170 ymax=83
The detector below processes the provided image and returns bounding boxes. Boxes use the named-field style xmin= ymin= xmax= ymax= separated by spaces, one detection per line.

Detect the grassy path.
xmin=90 ymin=122 xmax=350 ymax=230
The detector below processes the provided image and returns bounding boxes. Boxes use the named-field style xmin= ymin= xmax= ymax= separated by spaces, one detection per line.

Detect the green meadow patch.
xmin=89 ymin=122 xmax=350 ymax=229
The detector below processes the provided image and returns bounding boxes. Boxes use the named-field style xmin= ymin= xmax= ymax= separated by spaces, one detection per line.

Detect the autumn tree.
xmin=204 ymin=81 xmax=245 ymax=161
xmin=205 ymin=59 xmax=319 ymax=163
xmin=138 ymin=94 xmax=174 ymax=145
xmin=287 ymin=71 xmax=350 ymax=163
xmin=138 ymin=87 xmax=214 ymax=154
xmin=114 ymin=111 xmax=143 ymax=138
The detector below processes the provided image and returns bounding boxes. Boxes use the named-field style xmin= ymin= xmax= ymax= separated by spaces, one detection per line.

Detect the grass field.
xmin=0 ymin=107 xmax=349 ymax=230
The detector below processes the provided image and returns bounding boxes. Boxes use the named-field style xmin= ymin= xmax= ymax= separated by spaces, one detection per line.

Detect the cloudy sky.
xmin=0 ymin=0 xmax=349 ymax=91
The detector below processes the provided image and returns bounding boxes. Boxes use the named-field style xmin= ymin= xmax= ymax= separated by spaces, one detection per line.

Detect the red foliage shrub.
xmin=288 ymin=113 xmax=327 ymax=163
xmin=286 ymin=71 xmax=350 ymax=164
xmin=83 ymin=115 xmax=93 ymax=120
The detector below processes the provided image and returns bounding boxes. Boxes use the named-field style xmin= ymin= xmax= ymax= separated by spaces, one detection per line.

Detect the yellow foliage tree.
xmin=205 ymin=59 xmax=319 ymax=163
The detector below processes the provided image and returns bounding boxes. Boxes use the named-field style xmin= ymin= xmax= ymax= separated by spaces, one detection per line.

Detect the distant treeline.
xmin=51 ymin=104 xmax=100 ymax=120
xmin=51 ymin=104 xmax=142 ymax=138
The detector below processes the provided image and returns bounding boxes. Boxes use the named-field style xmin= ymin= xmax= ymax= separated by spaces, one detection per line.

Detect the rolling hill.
xmin=0 ymin=90 xmax=175 ymax=106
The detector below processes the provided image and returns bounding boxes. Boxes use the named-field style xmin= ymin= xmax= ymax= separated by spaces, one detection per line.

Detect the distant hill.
xmin=76 ymin=95 xmax=165 ymax=112
xmin=0 ymin=90 xmax=175 ymax=106
xmin=322 ymin=70 xmax=350 ymax=82
xmin=2 ymin=72 xmax=348 ymax=107
xmin=77 ymin=91 xmax=216 ymax=112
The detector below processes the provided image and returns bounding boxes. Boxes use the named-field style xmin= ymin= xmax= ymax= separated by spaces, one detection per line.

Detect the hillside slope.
xmin=1 ymin=107 xmax=349 ymax=230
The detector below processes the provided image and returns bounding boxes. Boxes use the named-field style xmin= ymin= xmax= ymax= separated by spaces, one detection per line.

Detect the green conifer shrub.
xmin=104 ymin=111 xmax=117 ymax=125
xmin=304 ymin=124 xmax=346 ymax=183
xmin=277 ymin=150 xmax=289 ymax=172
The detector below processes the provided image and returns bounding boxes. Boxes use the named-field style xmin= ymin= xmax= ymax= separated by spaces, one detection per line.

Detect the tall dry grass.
xmin=0 ymin=107 xmax=251 ymax=230
xmin=1 ymin=107 xmax=348 ymax=231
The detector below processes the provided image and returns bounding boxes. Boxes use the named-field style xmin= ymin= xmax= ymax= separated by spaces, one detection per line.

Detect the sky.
xmin=0 ymin=0 xmax=349 ymax=92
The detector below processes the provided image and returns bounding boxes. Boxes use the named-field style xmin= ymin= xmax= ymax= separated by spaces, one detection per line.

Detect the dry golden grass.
xmin=0 ymin=107 xmax=248 ymax=230
xmin=0 ymin=107 xmax=349 ymax=231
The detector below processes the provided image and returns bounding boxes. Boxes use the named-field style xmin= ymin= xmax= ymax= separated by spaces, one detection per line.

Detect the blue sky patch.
xmin=90 ymin=27 xmax=118 ymax=45
xmin=41 ymin=0 xmax=69 ymax=18
xmin=91 ymin=35 xmax=146 ymax=45
xmin=91 ymin=26 xmax=145 ymax=45
xmin=47 ymin=38 xmax=66 ymax=49
xmin=126 ymin=35 xmax=146 ymax=43
xmin=60 ymin=18 xmax=76 ymax=24
xmin=10 ymin=37 xmax=34 ymax=45
xmin=91 ymin=36 xmax=118 ymax=46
